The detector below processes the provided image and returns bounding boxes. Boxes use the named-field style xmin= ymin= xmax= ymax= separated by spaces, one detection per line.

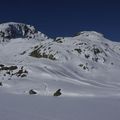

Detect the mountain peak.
xmin=0 ymin=22 xmax=41 ymax=40
xmin=75 ymin=31 xmax=104 ymax=38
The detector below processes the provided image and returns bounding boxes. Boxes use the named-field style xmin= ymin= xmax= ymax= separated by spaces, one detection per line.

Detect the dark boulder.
xmin=9 ymin=66 xmax=18 ymax=70
xmin=0 ymin=82 xmax=3 ymax=86
xmin=21 ymin=74 xmax=27 ymax=77
xmin=53 ymin=89 xmax=62 ymax=96
xmin=1 ymin=66 xmax=9 ymax=70
xmin=29 ymin=89 xmax=37 ymax=95
xmin=0 ymin=64 xmax=4 ymax=67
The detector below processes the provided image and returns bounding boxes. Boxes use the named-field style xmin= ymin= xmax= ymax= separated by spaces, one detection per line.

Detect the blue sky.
xmin=0 ymin=0 xmax=120 ymax=41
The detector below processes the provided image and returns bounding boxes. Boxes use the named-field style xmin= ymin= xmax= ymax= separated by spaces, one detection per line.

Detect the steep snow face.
xmin=0 ymin=23 xmax=120 ymax=97
xmin=0 ymin=22 xmax=48 ymax=42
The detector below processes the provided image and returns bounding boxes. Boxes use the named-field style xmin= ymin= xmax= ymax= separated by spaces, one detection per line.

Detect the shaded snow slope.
xmin=0 ymin=22 xmax=120 ymax=97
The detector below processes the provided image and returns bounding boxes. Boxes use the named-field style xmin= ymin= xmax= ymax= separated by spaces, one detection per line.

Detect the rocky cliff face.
xmin=0 ymin=22 xmax=47 ymax=42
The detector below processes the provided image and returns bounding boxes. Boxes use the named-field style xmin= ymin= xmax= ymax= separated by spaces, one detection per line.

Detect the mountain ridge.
xmin=0 ymin=22 xmax=120 ymax=97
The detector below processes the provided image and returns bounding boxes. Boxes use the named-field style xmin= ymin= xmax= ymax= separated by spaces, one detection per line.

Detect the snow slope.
xmin=0 ymin=22 xmax=120 ymax=97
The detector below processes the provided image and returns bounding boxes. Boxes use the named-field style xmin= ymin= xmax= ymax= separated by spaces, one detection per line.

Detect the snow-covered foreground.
xmin=0 ymin=93 xmax=120 ymax=120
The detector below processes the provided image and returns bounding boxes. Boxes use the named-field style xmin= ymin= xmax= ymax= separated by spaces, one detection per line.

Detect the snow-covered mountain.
xmin=0 ymin=22 xmax=47 ymax=42
xmin=0 ymin=22 xmax=120 ymax=97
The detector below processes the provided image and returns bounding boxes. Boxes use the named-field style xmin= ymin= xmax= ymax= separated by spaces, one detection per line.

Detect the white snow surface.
xmin=0 ymin=93 xmax=120 ymax=120
xmin=0 ymin=22 xmax=120 ymax=120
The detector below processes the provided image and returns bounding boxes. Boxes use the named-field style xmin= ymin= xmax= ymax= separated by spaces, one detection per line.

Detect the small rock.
xmin=53 ymin=89 xmax=62 ymax=96
xmin=29 ymin=89 xmax=37 ymax=95
xmin=9 ymin=66 xmax=18 ymax=70
xmin=0 ymin=82 xmax=3 ymax=86
xmin=21 ymin=74 xmax=27 ymax=77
